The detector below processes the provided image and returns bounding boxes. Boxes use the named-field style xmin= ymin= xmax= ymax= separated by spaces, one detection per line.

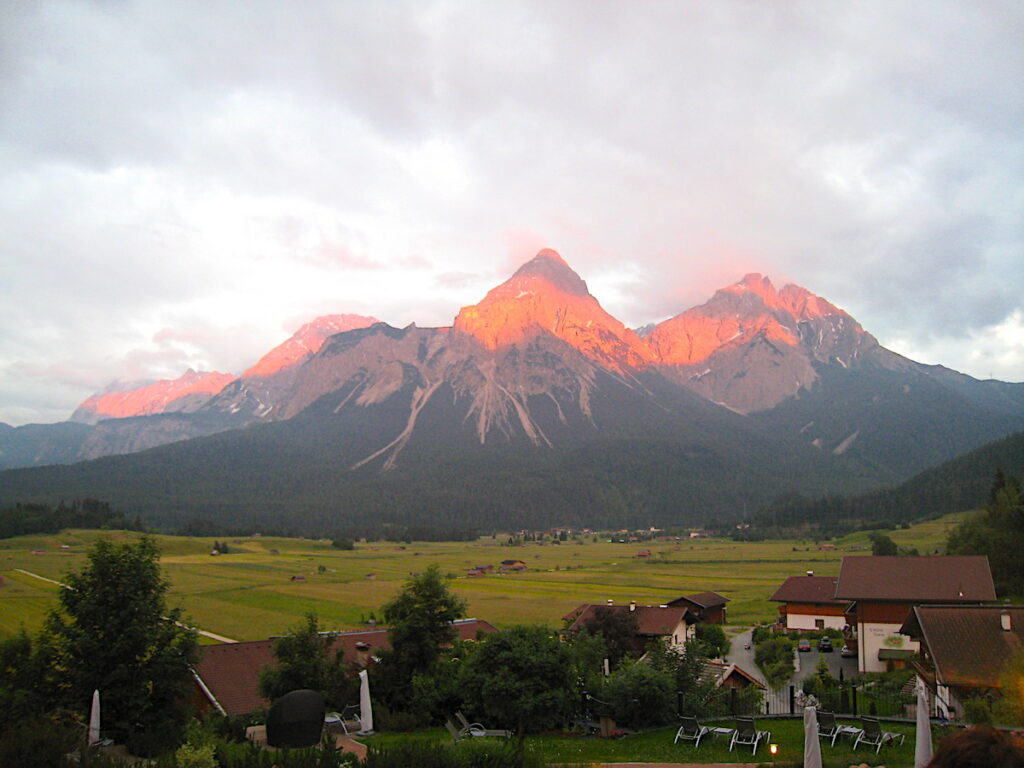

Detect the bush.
xmin=215 ymin=739 xmax=358 ymax=768
xmin=755 ymin=636 xmax=795 ymax=689
xmin=751 ymin=625 xmax=773 ymax=644
xmin=373 ymin=703 xmax=423 ymax=732
xmin=126 ymin=727 xmax=183 ymax=758
xmin=0 ymin=717 xmax=79 ymax=768
xmin=693 ymin=624 xmax=729 ymax=658
xmin=964 ymin=697 xmax=993 ymax=725
xmin=601 ymin=661 xmax=675 ymax=728
xmin=175 ymin=742 xmax=217 ymax=768
xmin=206 ymin=713 xmax=250 ymax=743
xmin=364 ymin=741 xmax=544 ymax=768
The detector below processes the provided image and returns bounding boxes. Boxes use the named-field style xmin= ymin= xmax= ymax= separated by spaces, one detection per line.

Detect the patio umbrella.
xmin=804 ymin=705 xmax=823 ymax=768
xmin=88 ymin=689 xmax=100 ymax=746
xmin=915 ymin=678 xmax=933 ymax=768
xmin=358 ymin=669 xmax=373 ymax=734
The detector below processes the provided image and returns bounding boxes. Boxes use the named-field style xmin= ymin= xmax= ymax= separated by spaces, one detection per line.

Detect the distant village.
xmin=193 ymin=551 xmax=1020 ymax=728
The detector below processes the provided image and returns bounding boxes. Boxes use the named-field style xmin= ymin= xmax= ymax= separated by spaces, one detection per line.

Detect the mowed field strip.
xmin=0 ymin=513 xmax=963 ymax=642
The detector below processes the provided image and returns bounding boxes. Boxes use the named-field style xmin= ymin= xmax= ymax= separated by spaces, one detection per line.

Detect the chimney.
xmin=1001 ymin=610 xmax=1012 ymax=632
xmin=806 ymin=571 xmax=814 ymax=577
xmin=629 ymin=600 xmax=637 ymax=612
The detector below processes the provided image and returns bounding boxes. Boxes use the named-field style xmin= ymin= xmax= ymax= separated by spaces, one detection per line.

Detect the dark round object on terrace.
xmin=266 ymin=689 xmax=326 ymax=748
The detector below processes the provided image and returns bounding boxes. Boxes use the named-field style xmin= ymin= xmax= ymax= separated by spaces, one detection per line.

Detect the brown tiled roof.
xmin=564 ymin=604 xmax=691 ymax=636
xmin=834 ymin=556 xmax=995 ymax=602
xmin=680 ymin=591 xmax=730 ymax=608
xmin=769 ymin=575 xmax=844 ymax=605
xmin=193 ymin=619 xmax=498 ymax=716
xmin=901 ymin=605 xmax=1024 ymax=689
xmin=194 ymin=639 xmax=275 ymax=716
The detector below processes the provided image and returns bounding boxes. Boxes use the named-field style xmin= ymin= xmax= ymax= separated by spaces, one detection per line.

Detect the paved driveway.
xmin=792 ymin=643 xmax=858 ymax=684
xmin=723 ymin=628 xmax=763 ymax=684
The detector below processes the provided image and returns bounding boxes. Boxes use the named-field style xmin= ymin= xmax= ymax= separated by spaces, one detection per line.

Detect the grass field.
xmin=361 ymin=717 xmax=929 ymax=767
xmin=0 ymin=513 xmax=969 ymax=642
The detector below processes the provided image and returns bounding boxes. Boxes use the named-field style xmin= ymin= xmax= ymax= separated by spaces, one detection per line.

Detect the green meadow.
xmin=0 ymin=513 xmax=966 ymax=642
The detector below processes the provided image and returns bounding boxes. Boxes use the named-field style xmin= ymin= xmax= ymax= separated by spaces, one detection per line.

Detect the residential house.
xmin=769 ymin=573 xmax=846 ymax=632
xmin=700 ymin=661 xmax=765 ymax=691
xmin=191 ymin=618 xmax=499 ymax=716
xmin=562 ymin=601 xmax=697 ymax=654
xmin=500 ymin=559 xmax=527 ymax=572
xmin=900 ymin=604 xmax=1024 ymax=720
xmin=667 ymin=591 xmax=730 ymax=624
xmin=834 ymin=556 xmax=996 ymax=673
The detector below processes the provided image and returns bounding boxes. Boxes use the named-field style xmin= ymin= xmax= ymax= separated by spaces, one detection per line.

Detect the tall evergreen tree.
xmin=948 ymin=470 xmax=1024 ymax=596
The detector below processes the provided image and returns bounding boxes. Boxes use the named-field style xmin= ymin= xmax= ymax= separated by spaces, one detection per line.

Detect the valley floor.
xmin=0 ymin=514 xmax=960 ymax=642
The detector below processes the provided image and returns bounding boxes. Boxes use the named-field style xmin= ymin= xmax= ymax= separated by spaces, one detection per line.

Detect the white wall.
xmin=786 ymin=612 xmax=845 ymax=632
xmin=857 ymin=622 xmax=919 ymax=673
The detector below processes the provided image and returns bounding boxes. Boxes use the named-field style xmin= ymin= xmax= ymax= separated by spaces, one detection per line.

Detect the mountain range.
xmin=1 ymin=249 xmax=1021 ymax=531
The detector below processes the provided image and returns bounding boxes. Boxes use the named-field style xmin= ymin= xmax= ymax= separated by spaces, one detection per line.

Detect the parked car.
xmin=798 ymin=638 xmax=811 ymax=652
xmin=840 ymin=645 xmax=856 ymax=657
xmin=818 ymin=637 xmax=833 ymax=652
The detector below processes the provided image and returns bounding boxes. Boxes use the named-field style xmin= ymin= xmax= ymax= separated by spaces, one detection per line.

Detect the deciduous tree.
xmin=373 ymin=565 xmax=467 ymax=710
xmin=458 ymin=625 xmax=574 ymax=742
xmin=582 ymin=606 xmax=638 ymax=668
xmin=258 ymin=613 xmax=353 ymax=708
xmin=40 ymin=536 xmax=198 ymax=755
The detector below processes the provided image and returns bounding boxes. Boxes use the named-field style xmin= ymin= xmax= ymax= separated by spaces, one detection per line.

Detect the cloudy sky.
xmin=2 ymin=1 xmax=1022 ymax=426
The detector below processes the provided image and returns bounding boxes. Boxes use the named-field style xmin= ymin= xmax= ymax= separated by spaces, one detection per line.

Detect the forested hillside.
xmin=749 ymin=430 xmax=1024 ymax=536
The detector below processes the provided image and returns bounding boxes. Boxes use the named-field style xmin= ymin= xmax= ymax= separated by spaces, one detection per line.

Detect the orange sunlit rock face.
xmin=453 ymin=249 xmax=654 ymax=371
xmin=75 ymin=369 xmax=236 ymax=422
xmin=646 ymin=273 xmax=859 ymax=366
xmin=242 ymin=314 xmax=378 ymax=379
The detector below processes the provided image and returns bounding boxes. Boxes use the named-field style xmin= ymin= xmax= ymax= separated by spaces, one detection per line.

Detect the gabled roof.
xmin=834 ymin=556 xmax=995 ymax=602
xmin=699 ymin=661 xmax=765 ymax=689
xmin=564 ymin=604 xmax=692 ymax=636
xmin=901 ymin=605 xmax=1024 ymax=689
xmin=678 ymin=591 xmax=730 ymax=608
xmin=193 ymin=619 xmax=498 ymax=716
xmin=769 ymin=575 xmax=844 ymax=605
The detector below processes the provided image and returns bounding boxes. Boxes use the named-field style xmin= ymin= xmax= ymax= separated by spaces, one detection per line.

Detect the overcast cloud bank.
xmin=1 ymin=1 xmax=1021 ymax=425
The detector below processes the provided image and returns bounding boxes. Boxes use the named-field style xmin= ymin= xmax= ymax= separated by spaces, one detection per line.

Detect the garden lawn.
xmin=359 ymin=718 xmax=925 ymax=767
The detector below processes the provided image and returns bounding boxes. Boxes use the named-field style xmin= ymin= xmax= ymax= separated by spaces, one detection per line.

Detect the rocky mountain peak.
xmin=509 ymin=248 xmax=590 ymax=297
xmin=727 ymin=272 xmax=777 ymax=302
xmin=453 ymin=249 xmax=653 ymax=369
xmin=242 ymin=313 xmax=379 ymax=379
xmin=71 ymin=369 xmax=236 ymax=424
xmin=776 ymin=283 xmax=846 ymax=321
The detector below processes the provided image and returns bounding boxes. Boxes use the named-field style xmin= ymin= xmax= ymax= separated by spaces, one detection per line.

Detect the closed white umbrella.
xmin=358 ymin=669 xmax=373 ymax=734
xmin=88 ymin=689 xmax=100 ymax=746
xmin=915 ymin=678 xmax=933 ymax=768
xmin=804 ymin=705 xmax=823 ymax=768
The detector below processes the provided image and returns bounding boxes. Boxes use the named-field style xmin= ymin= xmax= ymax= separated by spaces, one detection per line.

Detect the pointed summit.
xmin=727 ymin=273 xmax=777 ymax=303
xmin=453 ymin=249 xmax=653 ymax=369
xmin=510 ymin=248 xmax=590 ymax=297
